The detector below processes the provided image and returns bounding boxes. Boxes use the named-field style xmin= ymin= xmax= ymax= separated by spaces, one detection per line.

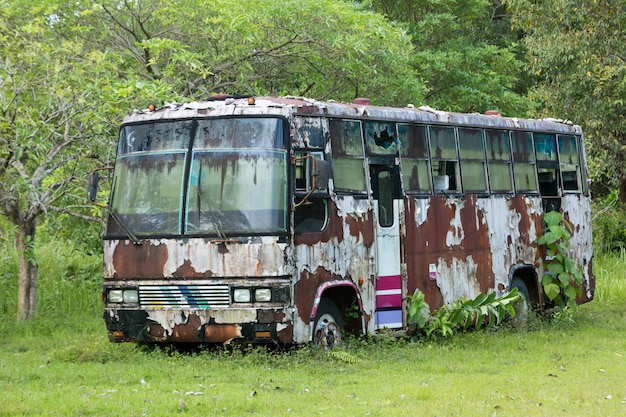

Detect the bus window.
xmin=377 ymin=170 xmax=394 ymax=227
xmin=558 ymin=135 xmax=582 ymax=193
xmin=511 ymin=131 xmax=538 ymax=192
xmin=429 ymin=126 xmax=459 ymax=192
xmin=295 ymin=116 xmax=327 ymax=149
xmin=485 ymin=129 xmax=513 ymax=193
xmin=294 ymin=199 xmax=328 ymax=233
xmin=458 ymin=128 xmax=487 ymax=192
xmin=364 ymin=121 xmax=398 ymax=156
xmin=330 ymin=120 xmax=366 ymax=192
xmin=399 ymin=124 xmax=430 ymax=193
xmin=534 ymin=133 xmax=559 ymax=197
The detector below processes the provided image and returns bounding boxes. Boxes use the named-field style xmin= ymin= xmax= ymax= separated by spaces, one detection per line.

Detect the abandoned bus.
xmin=98 ymin=96 xmax=594 ymax=346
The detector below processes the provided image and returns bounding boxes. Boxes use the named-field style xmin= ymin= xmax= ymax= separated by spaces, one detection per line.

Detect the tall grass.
xmin=592 ymin=249 xmax=626 ymax=305
xmin=0 ymin=235 xmax=102 ymax=342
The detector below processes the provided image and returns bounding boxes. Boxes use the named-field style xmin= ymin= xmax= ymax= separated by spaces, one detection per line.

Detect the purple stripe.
xmin=376 ymin=310 xmax=403 ymax=328
xmin=376 ymin=294 xmax=402 ymax=309
xmin=376 ymin=275 xmax=401 ymax=291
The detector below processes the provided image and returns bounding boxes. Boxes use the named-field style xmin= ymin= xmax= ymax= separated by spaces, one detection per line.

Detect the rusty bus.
xmin=95 ymin=96 xmax=594 ymax=347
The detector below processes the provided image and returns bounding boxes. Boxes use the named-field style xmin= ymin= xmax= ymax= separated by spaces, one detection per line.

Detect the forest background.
xmin=1 ymin=0 xmax=625 ymax=323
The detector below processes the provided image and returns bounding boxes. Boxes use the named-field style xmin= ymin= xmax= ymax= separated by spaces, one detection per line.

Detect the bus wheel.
xmin=313 ymin=298 xmax=343 ymax=349
xmin=511 ymin=277 xmax=531 ymax=322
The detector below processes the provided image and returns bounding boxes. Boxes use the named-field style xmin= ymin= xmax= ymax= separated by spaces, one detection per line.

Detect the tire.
xmin=312 ymin=298 xmax=343 ymax=349
xmin=511 ymin=277 xmax=531 ymax=323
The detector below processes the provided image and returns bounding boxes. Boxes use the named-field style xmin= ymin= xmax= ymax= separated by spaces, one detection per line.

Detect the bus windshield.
xmin=107 ymin=117 xmax=287 ymax=237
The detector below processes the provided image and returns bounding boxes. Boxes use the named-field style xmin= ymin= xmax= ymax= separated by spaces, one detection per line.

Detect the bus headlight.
xmin=109 ymin=289 xmax=123 ymax=303
xmin=108 ymin=289 xmax=138 ymax=304
xmin=233 ymin=288 xmax=251 ymax=303
xmin=255 ymin=288 xmax=272 ymax=302
xmin=123 ymin=289 xmax=139 ymax=303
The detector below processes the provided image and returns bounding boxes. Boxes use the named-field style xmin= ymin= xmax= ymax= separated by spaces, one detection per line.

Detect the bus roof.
xmin=123 ymin=96 xmax=583 ymax=135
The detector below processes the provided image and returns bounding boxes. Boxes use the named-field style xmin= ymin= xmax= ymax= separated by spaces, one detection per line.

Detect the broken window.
xmin=364 ymin=121 xmax=399 ymax=156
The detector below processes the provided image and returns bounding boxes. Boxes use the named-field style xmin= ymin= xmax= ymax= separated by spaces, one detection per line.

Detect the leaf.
xmin=544 ymin=283 xmax=561 ymax=301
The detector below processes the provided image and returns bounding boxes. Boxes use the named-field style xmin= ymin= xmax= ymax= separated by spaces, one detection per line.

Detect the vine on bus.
xmin=538 ymin=211 xmax=583 ymax=309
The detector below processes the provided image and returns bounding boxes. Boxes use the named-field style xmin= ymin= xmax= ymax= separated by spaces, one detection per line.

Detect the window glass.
xmin=511 ymin=131 xmax=535 ymax=163
xmin=401 ymin=160 xmax=430 ymax=192
xmin=514 ymin=165 xmax=538 ymax=192
xmin=430 ymin=126 xmax=459 ymax=192
xmin=458 ymin=128 xmax=487 ymax=192
xmin=429 ymin=126 xmax=456 ymax=159
xmin=330 ymin=120 xmax=366 ymax=191
xmin=399 ymin=124 xmax=430 ymax=193
xmin=485 ymin=130 xmax=512 ymax=192
xmin=377 ymin=171 xmax=394 ymax=227
xmin=558 ymin=135 xmax=582 ymax=192
xmin=399 ymin=124 xmax=428 ymax=158
xmin=119 ymin=121 xmax=191 ymax=154
xmin=364 ymin=121 xmax=398 ymax=156
xmin=294 ymin=199 xmax=328 ymax=233
xmin=332 ymin=158 xmax=366 ymax=191
xmin=186 ymin=150 xmax=287 ymax=234
xmin=195 ymin=118 xmax=284 ymax=149
xmin=534 ymin=133 xmax=557 ymax=161
xmin=109 ymin=152 xmax=186 ymax=235
xmin=295 ymin=117 xmax=326 ymax=148
xmin=511 ymin=131 xmax=538 ymax=192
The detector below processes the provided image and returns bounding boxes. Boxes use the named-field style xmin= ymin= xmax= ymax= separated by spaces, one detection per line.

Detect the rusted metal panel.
xmin=561 ymin=194 xmax=595 ymax=301
xmin=292 ymin=196 xmax=376 ymax=340
xmin=403 ymin=194 xmax=544 ymax=310
xmin=104 ymin=236 xmax=290 ymax=279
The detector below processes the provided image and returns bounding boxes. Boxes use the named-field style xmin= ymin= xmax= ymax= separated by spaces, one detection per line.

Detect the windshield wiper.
xmin=110 ymin=209 xmax=141 ymax=245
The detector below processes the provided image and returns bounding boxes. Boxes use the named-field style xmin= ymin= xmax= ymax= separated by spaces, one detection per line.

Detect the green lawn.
xmin=1 ymin=252 xmax=625 ymax=416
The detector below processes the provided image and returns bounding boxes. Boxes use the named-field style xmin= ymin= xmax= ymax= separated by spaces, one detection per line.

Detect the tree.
xmin=1 ymin=0 xmax=428 ymax=321
xmin=0 ymin=1 xmax=114 ymax=320
xmin=507 ymin=0 xmax=626 ymax=202
xmin=78 ymin=0 xmax=425 ymax=106
xmin=368 ymin=0 xmax=532 ymax=115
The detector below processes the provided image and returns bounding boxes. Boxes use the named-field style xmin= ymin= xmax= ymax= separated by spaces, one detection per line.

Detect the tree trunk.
xmin=620 ymin=176 xmax=626 ymax=205
xmin=16 ymin=222 xmax=38 ymax=322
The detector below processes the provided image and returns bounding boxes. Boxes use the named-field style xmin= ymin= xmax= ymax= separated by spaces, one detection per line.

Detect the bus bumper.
xmin=104 ymin=308 xmax=293 ymax=344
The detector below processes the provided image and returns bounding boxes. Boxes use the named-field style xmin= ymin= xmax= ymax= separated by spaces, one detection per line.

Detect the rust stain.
xmin=112 ymin=241 xmax=168 ymax=279
xmin=294 ymin=267 xmax=340 ymax=322
xmin=345 ymin=213 xmax=374 ymax=246
xmin=277 ymin=324 xmax=294 ymax=343
xmin=205 ymin=324 xmax=242 ymax=343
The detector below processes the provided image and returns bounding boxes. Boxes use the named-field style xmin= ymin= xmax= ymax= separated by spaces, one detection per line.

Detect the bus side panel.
xmin=403 ymin=194 xmax=543 ymax=310
xmin=561 ymin=194 xmax=595 ymax=302
xmin=293 ymin=197 xmax=376 ymax=342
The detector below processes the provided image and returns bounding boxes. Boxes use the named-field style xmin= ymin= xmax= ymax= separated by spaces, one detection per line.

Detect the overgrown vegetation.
xmin=407 ymin=288 xmax=520 ymax=339
xmin=0 ymin=243 xmax=625 ymax=416
xmin=538 ymin=211 xmax=584 ymax=309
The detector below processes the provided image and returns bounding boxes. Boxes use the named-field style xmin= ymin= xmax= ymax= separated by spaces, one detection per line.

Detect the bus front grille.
xmin=139 ymin=285 xmax=230 ymax=308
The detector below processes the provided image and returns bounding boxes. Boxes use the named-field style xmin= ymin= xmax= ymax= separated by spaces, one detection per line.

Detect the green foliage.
xmin=592 ymin=191 xmax=626 ymax=254
xmin=328 ymin=349 xmax=362 ymax=364
xmin=407 ymin=288 xmax=520 ymax=339
xmin=537 ymin=211 xmax=583 ymax=309
xmin=368 ymin=0 xmax=532 ymax=115
xmin=508 ymin=0 xmax=626 ymax=196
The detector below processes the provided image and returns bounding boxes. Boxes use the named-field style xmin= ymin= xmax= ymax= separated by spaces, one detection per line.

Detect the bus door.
xmin=370 ymin=165 xmax=404 ymax=329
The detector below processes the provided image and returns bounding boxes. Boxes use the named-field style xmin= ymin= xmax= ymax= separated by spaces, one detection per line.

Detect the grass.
xmin=1 ymin=250 xmax=626 ymax=416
